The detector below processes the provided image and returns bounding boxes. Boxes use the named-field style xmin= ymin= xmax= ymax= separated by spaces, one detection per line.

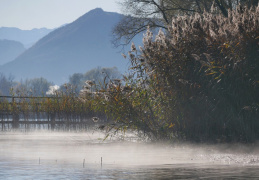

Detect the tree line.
xmin=0 ymin=67 xmax=121 ymax=97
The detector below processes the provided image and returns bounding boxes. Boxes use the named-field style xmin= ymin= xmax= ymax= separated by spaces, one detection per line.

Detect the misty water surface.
xmin=0 ymin=131 xmax=259 ymax=179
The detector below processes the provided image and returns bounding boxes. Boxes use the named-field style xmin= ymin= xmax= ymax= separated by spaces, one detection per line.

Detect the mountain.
xmin=0 ymin=39 xmax=25 ymax=65
xmin=0 ymin=27 xmax=53 ymax=48
xmin=0 ymin=8 xmax=138 ymax=85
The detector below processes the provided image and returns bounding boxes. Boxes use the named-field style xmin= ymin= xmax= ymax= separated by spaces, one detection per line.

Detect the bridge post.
xmin=51 ymin=113 xmax=55 ymax=130
xmin=12 ymin=97 xmax=19 ymax=129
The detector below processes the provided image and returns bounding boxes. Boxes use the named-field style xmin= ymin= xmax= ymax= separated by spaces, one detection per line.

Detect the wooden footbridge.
xmin=0 ymin=96 xmax=105 ymax=131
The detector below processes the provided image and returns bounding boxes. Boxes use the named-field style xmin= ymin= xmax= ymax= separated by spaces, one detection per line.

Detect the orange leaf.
xmin=169 ymin=123 xmax=175 ymax=128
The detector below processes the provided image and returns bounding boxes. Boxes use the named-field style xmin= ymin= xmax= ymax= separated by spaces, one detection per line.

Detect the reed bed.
xmin=78 ymin=4 xmax=259 ymax=143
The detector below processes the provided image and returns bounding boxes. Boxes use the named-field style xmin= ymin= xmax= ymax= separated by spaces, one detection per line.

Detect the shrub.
xmin=125 ymin=4 xmax=259 ymax=142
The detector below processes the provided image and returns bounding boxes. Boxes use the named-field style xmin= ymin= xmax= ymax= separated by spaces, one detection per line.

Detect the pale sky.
xmin=0 ymin=0 xmax=121 ymax=30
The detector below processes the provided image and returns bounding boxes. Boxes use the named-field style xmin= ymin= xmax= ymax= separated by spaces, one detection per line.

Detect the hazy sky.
xmin=0 ymin=0 xmax=121 ymax=30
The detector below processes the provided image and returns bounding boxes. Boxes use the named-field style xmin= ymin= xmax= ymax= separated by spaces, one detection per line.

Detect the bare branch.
xmin=113 ymin=0 xmax=258 ymax=47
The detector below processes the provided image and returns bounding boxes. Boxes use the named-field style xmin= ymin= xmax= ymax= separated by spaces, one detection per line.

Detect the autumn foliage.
xmin=111 ymin=4 xmax=259 ymax=142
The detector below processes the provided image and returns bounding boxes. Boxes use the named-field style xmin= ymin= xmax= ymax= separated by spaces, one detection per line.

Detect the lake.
xmin=0 ymin=131 xmax=259 ymax=179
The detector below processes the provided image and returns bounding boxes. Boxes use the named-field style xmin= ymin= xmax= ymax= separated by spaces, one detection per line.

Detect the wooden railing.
xmin=0 ymin=96 xmax=106 ymax=131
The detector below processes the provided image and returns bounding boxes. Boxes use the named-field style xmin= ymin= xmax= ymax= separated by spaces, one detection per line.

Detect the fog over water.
xmin=1 ymin=131 xmax=259 ymax=179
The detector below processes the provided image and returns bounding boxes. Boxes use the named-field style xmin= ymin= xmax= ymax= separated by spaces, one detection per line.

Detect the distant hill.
xmin=0 ymin=27 xmax=53 ymax=48
xmin=0 ymin=39 xmax=25 ymax=65
xmin=0 ymin=8 xmax=140 ymax=85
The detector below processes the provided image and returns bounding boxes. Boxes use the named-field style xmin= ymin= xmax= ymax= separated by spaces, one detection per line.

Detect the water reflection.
xmin=0 ymin=131 xmax=259 ymax=179
xmin=1 ymin=160 xmax=259 ymax=179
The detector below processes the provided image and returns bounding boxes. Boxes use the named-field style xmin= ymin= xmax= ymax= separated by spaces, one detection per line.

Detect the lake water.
xmin=0 ymin=131 xmax=259 ymax=179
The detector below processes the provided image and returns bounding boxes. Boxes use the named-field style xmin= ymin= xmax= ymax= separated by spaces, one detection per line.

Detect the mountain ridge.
xmin=0 ymin=27 xmax=53 ymax=48
xmin=0 ymin=8 xmax=135 ymax=85
xmin=0 ymin=39 xmax=26 ymax=65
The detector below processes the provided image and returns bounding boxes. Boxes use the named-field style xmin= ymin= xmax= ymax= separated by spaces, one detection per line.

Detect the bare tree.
xmin=112 ymin=0 xmax=258 ymax=47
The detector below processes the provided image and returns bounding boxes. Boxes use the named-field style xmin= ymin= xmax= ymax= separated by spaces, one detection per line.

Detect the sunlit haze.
xmin=0 ymin=0 xmax=121 ymax=30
